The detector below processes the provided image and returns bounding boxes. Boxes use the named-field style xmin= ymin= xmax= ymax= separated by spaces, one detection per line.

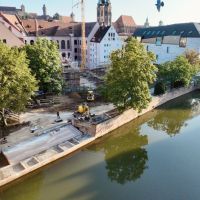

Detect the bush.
xmin=154 ymin=82 xmax=166 ymax=95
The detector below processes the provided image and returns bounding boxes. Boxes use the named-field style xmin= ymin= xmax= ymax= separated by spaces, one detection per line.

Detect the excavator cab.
xmin=73 ymin=103 xmax=91 ymax=120
xmin=87 ymin=90 xmax=95 ymax=101
xmin=77 ymin=103 xmax=89 ymax=115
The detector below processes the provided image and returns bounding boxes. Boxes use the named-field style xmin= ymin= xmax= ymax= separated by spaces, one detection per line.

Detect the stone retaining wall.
xmin=90 ymin=86 xmax=199 ymax=137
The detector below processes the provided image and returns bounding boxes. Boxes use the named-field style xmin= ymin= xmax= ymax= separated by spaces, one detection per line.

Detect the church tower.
xmin=97 ymin=0 xmax=112 ymax=27
xmin=21 ymin=4 xmax=25 ymax=13
xmin=144 ymin=17 xmax=150 ymax=28
xmin=43 ymin=4 xmax=47 ymax=17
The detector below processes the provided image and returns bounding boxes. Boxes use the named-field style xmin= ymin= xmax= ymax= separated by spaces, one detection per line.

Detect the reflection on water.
xmin=148 ymin=92 xmax=200 ymax=136
xmin=1 ymin=91 xmax=200 ymax=200
xmin=91 ymin=124 xmax=148 ymax=184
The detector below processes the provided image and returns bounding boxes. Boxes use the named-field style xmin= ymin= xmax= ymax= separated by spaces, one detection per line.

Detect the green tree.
xmin=158 ymin=56 xmax=196 ymax=88
xmin=184 ymin=50 xmax=200 ymax=66
xmin=53 ymin=13 xmax=60 ymax=20
xmin=154 ymin=81 xmax=166 ymax=95
xmin=103 ymin=38 xmax=157 ymax=112
xmin=24 ymin=39 xmax=63 ymax=94
xmin=184 ymin=50 xmax=200 ymax=76
xmin=0 ymin=42 xmax=37 ymax=132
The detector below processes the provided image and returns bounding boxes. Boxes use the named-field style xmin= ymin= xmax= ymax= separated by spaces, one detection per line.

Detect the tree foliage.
xmin=102 ymin=38 xmax=157 ymax=112
xmin=24 ymin=39 xmax=63 ymax=94
xmin=154 ymin=81 xmax=166 ymax=95
xmin=158 ymin=55 xmax=197 ymax=88
xmin=0 ymin=42 xmax=37 ymax=128
xmin=184 ymin=50 xmax=200 ymax=66
xmin=53 ymin=13 xmax=61 ymax=20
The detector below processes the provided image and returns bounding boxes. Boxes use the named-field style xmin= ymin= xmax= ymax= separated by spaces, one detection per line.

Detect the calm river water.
xmin=1 ymin=92 xmax=200 ymax=200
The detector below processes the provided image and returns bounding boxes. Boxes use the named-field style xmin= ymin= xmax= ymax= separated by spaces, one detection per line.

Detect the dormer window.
xmin=179 ymin=37 xmax=187 ymax=47
xmin=161 ymin=31 xmax=166 ymax=35
xmin=172 ymin=31 xmax=176 ymax=35
xmin=156 ymin=37 xmax=162 ymax=46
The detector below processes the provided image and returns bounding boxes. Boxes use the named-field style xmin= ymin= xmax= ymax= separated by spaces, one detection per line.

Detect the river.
xmin=0 ymin=91 xmax=200 ymax=200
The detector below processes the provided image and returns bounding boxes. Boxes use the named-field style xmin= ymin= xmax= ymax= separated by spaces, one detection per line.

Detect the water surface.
xmin=1 ymin=92 xmax=200 ymax=200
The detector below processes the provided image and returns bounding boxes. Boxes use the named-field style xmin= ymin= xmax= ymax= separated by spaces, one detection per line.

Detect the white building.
xmin=88 ymin=0 xmax=123 ymax=69
xmin=134 ymin=23 xmax=200 ymax=64
xmin=89 ymin=25 xmax=123 ymax=68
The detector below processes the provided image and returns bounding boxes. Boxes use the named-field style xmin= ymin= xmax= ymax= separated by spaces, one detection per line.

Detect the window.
xmin=30 ymin=40 xmax=34 ymax=45
xmin=67 ymin=40 xmax=70 ymax=49
xmin=179 ymin=37 xmax=187 ymax=48
xmin=61 ymin=40 xmax=66 ymax=49
xmin=172 ymin=31 xmax=176 ymax=35
xmin=68 ymin=53 xmax=70 ymax=58
xmin=62 ymin=52 xmax=66 ymax=58
xmin=156 ymin=55 xmax=159 ymax=60
xmin=74 ymin=56 xmax=78 ymax=60
xmin=161 ymin=31 xmax=166 ymax=35
xmin=74 ymin=40 xmax=77 ymax=45
xmin=74 ymin=48 xmax=78 ymax=53
xmin=167 ymin=47 xmax=170 ymax=53
xmin=156 ymin=37 xmax=162 ymax=46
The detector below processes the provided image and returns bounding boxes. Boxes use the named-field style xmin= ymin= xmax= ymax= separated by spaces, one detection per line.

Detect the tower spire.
xmin=43 ymin=4 xmax=47 ymax=17
xmin=97 ymin=0 xmax=112 ymax=27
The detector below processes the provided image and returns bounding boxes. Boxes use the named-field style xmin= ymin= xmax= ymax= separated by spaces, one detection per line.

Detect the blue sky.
xmin=0 ymin=0 xmax=200 ymax=25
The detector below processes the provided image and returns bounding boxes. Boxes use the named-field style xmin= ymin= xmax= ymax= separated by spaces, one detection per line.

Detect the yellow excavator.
xmin=73 ymin=103 xmax=90 ymax=120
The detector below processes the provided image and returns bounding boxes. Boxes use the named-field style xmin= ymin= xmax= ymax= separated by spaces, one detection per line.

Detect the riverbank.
xmin=0 ymin=86 xmax=199 ymax=187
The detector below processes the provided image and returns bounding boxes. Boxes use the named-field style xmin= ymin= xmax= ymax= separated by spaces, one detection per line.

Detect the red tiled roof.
xmin=0 ymin=12 xmax=26 ymax=33
xmin=22 ymin=19 xmax=96 ymax=37
xmin=115 ymin=15 xmax=136 ymax=27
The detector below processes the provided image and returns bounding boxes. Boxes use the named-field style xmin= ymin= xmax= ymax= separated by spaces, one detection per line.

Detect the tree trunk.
xmin=0 ymin=108 xmax=8 ymax=138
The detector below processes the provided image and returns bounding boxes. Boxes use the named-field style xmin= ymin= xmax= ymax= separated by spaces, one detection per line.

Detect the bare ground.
xmin=0 ymin=103 xmax=114 ymax=149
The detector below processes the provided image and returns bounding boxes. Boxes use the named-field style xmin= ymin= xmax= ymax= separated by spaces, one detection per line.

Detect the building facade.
xmin=89 ymin=26 xmax=123 ymax=68
xmin=134 ymin=23 xmax=200 ymax=64
xmin=22 ymin=19 xmax=99 ymax=67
